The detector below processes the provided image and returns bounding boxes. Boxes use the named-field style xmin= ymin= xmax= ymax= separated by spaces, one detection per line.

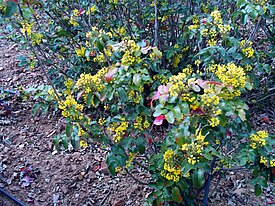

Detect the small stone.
xmin=113 ymin=199 xmax=126 ymax=206
xmin=61 ymin=185 xmax=69 ymax=194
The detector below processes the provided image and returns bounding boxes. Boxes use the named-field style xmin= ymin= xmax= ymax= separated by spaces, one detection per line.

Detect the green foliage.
xmin=1 ymin=0 xmax=274 ymax=205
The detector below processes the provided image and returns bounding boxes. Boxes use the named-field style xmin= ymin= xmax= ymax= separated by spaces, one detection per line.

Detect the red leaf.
xmin=105 ymin=68 xmax=117 ymax=83
xmin=262 ymin=117 xmax=270 ymax=123
xmin=77 ymin=90 xmax=86 ymax=100
xmin=226 ymin=130 xmax=232 ymax=137
xmin=191 ymin=108 xmax=204 ymax=115
xmin=90 ymin=50 xmax=96 ymax=56
xmin=207 ymin=81 xmax=222 ymax=85
xmin=78 ymin=9 xmax=86 ymax=15
xmin=150 ymin=85 xmax=169 ymax=106
xmin=93 ymin=165 xmax=101 ymax=172
xmin=150 ymin=91 xmax=161 ymax=106
xmin=153 ymin=115 xmax=166 ymax=125
xmin=147 ymin=137 xmax=153 ymax=146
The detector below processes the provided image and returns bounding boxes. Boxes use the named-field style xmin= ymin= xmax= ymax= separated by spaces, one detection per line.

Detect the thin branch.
xmin=203 ymin=157 xmax=216 ymax=206
xmin=125 ymin=168 xmax=149 ymax=185
xmin=153 ymin=0 xmax=158 ymax=47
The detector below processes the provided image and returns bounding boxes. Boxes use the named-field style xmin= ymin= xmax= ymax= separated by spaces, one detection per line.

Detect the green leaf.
xmin=171 ymin=187 xmax=183 ymax=203
xmin=219 ymin=115 xmax=227 ymax=127
xmin=201 ymin=126 xmax=211 ymax=136
xmin=242 ymin=14 xmax=248 ymax=25
xmin=251 ymin=9 xmax=258 ymax=19
xmin=181 ymin=102 xmax=189 ymax=115
xmin=62 ymin=135 xmax=69 ymax=150
xmin=66 ymin=123 xmax=73 ymax=137
xmin=5 ymin=1 xmax=18 ymax=18
xmin=22 ymin=8 xmax=32 ymax=20
xmin=117 ymin=87 xmax=128 ymax=102
xmin=108 ymin=161 xmax=117 ymax=176
xmin=136 ymin=137 xmax=146 ymax=154
xmin=238 ymin=109 xmax=246 ymax=121
xmin=165 ymin=111 xmax=175 ymax=124
xmin=32 ymin=102 xmax=43 ymax=115
xmin=181 ymin=163 xmax=194 ymax=176
xmin=192 ymin=169 xmax=204 ymax=188
xmin=254 ymin=184 xmax=262 ymax=196
xmin=97 ymin=39 xmax=104 ymax=52
xmin=172 ymin=106 xmax=182 ymax=120
xmin=133 ymin=73 xmax=141 ymax=86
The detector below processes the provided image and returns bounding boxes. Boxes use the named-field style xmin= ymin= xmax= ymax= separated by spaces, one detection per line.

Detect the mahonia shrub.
xmin=1 ymin=0 xmax=274 ymax=205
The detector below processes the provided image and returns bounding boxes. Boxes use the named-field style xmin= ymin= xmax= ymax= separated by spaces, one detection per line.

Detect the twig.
xmin=203 ymin=157 xmax=216 ymax=206
xmin=153 ymin=0 xmax=158 ymax=47
xmin=16 ymin=3 xmax=62 ymax=101
xmin=100 ymin=190 xmax=111 ymax=205
xmin=125 ymin=168 xmax=149 ymax=185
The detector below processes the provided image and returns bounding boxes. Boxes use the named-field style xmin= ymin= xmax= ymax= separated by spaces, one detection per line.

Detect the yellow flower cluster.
xmin=249 ymin=130 xmax=268 ymax=149
xmin=86 ymin=5 xmax=97 ymax=14
xmin=210 ymin=10 xmax=222 ymax=24
xmin=109 ymin=0 xmax=118 ymax=4
xmin=188 ymin=25 xmax=199 ymax=30
xmin=173 ymin=54 xmax=182 ymax=67
xmin=251 ymin=0 xmax=268 ymax=7
xmin=260 ymin=156 xmax=267 ymax=165
xmin=121 ymin=40 xmax=142 ymax=66
xmin=161 ymin=150 xmax=182 ymax=182
xmin=240 ymin=40 xmax=254 ymax=58
xmin=201 ymin=10 xmax=230 ymax=46
xmin=199 ymin=88 xmax=222 ymax=127
xmin=76 ymin=68 xmax=107 ymax=94
xmin=80 ymin=140 xmax=88 ymax=148
xmin=109 ymin=119 xmax=129 ymax=142
xmin=75 ymin=123 xmax=86 ymax=137
xmin=58 ymin=95 xmax=84 ymax=120
xmin=168 ymin=68 xmax=193 ymax=98
xmin=98 ymin=118 xmax=106 ymax=126
xmin=64 ymin=79 xmax=74 ymax=95
xmin=210 ymin=63 xmax=246 ymax=99
xmin=201 ymin=93 xmax=220 ymax=107
xmin=32 ymin=33 xmax=43 ymax=45
xmin=153 ymin=74 xmax=169 ymax=84
xmin=134 ymin=116 xmax=150 ymax=130
xmin=181 ymin=131 xmax=208 ymax=165
xmin=127 ymin=90 xmax=142 ymax=104
xmin=126 ymin=152 xmax=136 ymax=168
xmin=75 ymin=47 xmax=86 ymax=57
xmin=21 ymin=21 xmax=33 ymax=36
xmin=270 ymin=160 xmax=275 ymax=167
xmin=208 ymin=117 xmax=220 ymax=127
xmin=69 ymin=16 xmax=79 ymax=27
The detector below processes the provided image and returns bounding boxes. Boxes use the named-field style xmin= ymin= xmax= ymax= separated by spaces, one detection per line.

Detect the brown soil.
xmin=0 ymin=38 xmax=274 ymax=206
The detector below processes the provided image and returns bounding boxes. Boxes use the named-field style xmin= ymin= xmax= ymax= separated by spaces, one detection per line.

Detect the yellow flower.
xmin=260 ymin=156 xmax=267 ymax=165
xmin=98 ymin=118 xmax=106 ymax=126
xmin=58 ymin=95 xmax=84 ymax=120
xmin=69 ymin=17 xmax=79 ymax=26
xmin=249 ymin=130 xmax=268 ymax=149
xmin=161 ymin=150 xmax=182 ymax=182
xmin=21 ymin=22 xmax=33 ymax=36
xmin=75 ymin=47 xmax=86 ymax=57
xmin=208 ymin=117 xmax=220 ymax=127
xmin=87 ymin=5 xmax=97 ymax=14
xmin=80 ymin=140 xmax=88 ymax=148
xmin=270 ymin=160 xmax=275 ymax=167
